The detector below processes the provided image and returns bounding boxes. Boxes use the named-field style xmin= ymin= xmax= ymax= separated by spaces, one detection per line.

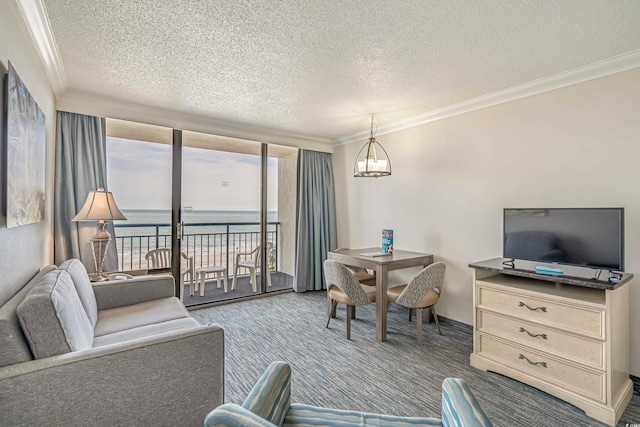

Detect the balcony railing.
xmin=114 ymin=222 xmax=280 ymax=279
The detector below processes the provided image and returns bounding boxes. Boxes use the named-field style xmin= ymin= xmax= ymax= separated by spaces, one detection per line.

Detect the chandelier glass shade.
xmin=353 ymin=115 xmax=391 ymax=178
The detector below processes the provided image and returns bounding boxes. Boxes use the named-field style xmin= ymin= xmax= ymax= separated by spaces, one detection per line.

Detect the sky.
xmin=106 ymin=137 xmax=278 ymax=211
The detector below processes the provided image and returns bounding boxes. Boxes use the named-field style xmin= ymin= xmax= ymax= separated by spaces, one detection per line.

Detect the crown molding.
xmin=57 ymin=91 xmax=334 ymax=152
xmin=335 ymin=49 xmax=640 ymax=145
xmin=15 ymin=0 xmax=68 ymax=95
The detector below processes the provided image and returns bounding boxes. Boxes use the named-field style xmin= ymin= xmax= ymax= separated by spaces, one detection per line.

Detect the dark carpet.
xmin=190 ymin=291 xmax=640 ymax=426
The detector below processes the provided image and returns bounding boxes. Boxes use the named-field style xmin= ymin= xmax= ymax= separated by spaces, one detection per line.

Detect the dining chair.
xmin=232 ymin=242 xmax=273 ymax=292
xmin=323 ymin=259 xmax=376 ymax=340
xmin=387 ymin=262 xmax=446 ymax=344
xmin=335 ymin=248 xmax=376 ymax=286
xmin=144 ymin=248 xmax=195 ymax=302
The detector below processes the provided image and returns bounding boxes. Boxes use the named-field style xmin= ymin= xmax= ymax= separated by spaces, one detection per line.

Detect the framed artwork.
xmin=3 ymin=61 xmax=46 ymax=228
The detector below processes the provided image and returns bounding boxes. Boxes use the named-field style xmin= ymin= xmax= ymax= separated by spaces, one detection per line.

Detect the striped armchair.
xmin=204 ymin=361 xmax=493 ymax=427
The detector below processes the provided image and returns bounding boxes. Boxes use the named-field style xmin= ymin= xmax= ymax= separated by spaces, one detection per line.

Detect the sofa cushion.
xmin=441 ymin=378 xmax=493 ymax=427
xmin=0 ymin=266 xmax=57 ymax=367
xmin=17 ymin=270 xmax=94 ymax=359
xmin=92 ymin=317 xmax=200 ymax=347
xmin=243 ymin=361 xmax=291 ymax=426
xmin=94 ymin=297 xmax=190 ymax=337
xmin=58 ymin=259 xmax=98 ymax=328
xmin=284 ymin=404 xmax=443 ymax=426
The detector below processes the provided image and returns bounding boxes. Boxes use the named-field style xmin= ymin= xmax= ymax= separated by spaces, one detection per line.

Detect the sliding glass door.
xmin=181 ymin=131 xmax=264 ymax=305
xmin=105 ymin=120 xmax=174 ymax=274
xmin=106 ymin=119 xmax=296 ymax=306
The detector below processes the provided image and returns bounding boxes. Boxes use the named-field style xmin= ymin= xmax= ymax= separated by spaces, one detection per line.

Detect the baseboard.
xmin=438 ymin=315 xmax=473 ymax=330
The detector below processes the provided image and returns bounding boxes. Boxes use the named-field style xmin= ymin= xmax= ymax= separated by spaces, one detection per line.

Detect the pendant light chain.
xmin=370 ymin=114 xmax=376 ymax=139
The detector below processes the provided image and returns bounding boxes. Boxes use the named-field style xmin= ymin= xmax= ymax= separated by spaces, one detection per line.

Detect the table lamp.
xmin=72 ymin=188 xmax=127 ymax=281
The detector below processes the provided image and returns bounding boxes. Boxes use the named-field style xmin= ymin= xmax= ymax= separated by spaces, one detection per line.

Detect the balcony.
xmin=114 ymin=221 xmax=292 ymax=306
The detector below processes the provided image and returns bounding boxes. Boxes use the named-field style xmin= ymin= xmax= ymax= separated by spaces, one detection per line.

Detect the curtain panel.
xmin=293 ymin=150 xmax=337 ymax=292
xmin=54 ymin=111 xmax=118 ymax=273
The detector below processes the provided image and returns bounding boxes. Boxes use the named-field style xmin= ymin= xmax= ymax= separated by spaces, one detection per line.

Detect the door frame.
xmin=171 ymin=129 xmax=183 ymax=297
xmin=260 ymin=142 xmax=268 ymax=292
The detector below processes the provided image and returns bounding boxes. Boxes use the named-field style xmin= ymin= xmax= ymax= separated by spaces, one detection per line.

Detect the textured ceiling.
xmin=41 ymin=0 xmax=640 ymax=142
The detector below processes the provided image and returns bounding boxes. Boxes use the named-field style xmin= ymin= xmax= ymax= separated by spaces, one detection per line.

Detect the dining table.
xmin=327 ymin=247 xmax=434 ymax=341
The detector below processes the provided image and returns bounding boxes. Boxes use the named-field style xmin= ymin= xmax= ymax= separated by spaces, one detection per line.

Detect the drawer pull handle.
xmin=519 ymin=327 xmax=547 ymax=340
xmin=518 ymin=302 xmax=547 ymax=312
xmin=519 ymin=354 xmax=547 ymax=368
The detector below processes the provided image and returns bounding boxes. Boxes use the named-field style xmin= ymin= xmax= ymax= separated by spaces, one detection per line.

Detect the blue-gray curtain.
xmin=293 ymin=150 xmax=337 ymax=292
xmin=54 ymin=111 xmax=118 ymax=273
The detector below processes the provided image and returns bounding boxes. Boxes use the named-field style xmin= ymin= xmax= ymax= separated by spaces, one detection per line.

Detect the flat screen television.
xmin=503 ymin=208 xmax=624 ymax=271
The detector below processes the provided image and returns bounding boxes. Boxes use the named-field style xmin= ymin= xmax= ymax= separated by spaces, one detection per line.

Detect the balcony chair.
xmin=144 ymin=248 xmax=195 ymax=301
xmin=387 ymin=262 xmax=446 ymax=344
xmin=324 ymin=259 xmax=376 ymax=340
xmin=232 ymin=242 xmax=273 ymax=293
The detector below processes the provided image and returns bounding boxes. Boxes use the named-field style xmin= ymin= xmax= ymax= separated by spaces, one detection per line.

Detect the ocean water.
xmin=115 ymin=209 xmax=277 ymax=234
xmin=112 ymin=209 xmax=278 ymax=271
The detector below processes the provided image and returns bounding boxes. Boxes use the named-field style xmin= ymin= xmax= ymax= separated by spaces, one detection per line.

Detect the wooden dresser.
xmin=469 ymin=258 xmax=634 ymax=426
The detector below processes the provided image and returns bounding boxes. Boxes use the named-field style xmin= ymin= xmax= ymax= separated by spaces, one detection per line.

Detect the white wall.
xmin=0 ymin=1 xmax=56 ymax=305
xmin=333 ymin=68 xmax=640 ymax=376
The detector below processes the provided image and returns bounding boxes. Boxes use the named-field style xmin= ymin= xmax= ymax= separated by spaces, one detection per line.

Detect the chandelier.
xmin=353 ymin=114 xmax=391 ymax=178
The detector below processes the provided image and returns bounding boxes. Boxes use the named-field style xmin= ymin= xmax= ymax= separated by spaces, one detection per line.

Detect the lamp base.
xmin=90 ymin=236 xmax=111 ymax=281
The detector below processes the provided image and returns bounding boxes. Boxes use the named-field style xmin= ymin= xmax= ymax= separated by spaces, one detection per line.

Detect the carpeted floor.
xmin=191 ymin=291 xmax=640 ymax=426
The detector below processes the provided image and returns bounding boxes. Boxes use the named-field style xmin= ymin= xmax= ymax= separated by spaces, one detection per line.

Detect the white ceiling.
xmin=29 ymin=0 xmax=640 ymax=143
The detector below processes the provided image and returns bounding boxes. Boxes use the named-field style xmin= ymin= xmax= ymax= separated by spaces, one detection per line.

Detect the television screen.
xmin=503 ymin=208 xmax=624 ymax=271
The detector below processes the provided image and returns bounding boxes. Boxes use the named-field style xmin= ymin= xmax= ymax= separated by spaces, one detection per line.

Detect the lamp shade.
xmin=72 ymin=188 xmax=127 ymax=222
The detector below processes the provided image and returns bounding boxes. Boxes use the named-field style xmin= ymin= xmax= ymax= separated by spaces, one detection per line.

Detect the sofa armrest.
xmin=441 ymin=378 xmax=493 ymax=427
xmin=205 ymin=403 xmax=279 ymax=427
xmin=0 ymin=324 xmax=224 ymax=427
xmin=242 ymin=361 xmax=291 ymax=426
xmin=93 ymin=273 xmax=175 ymax=310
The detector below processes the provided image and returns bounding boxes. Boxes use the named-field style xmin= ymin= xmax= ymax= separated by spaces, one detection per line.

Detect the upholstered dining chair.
xmin=323 ymin=259 xmax=376 ymax=340
xmin=335 ymin=248 xmax=376 ymax=286
xmin=144 ymin=248 xmax=195 ymax=302
xmin=387 ymin=262 xmax=446 ymax=344
xmin=233 ymin=242 xmax=273 ymax=292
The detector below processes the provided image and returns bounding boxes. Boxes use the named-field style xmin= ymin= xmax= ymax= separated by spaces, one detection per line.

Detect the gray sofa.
xmin=0 ymin=259 xmax=224 ymax=426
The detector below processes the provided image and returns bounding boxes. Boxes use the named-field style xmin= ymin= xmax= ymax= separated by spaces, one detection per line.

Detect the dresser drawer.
xmin=477 ymin=310 xmax=604 ymax=368
xmin=477 ymin=286 xmax=604 ymax=338
xmin=477 ymin=335 xmax=605 ymax=402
